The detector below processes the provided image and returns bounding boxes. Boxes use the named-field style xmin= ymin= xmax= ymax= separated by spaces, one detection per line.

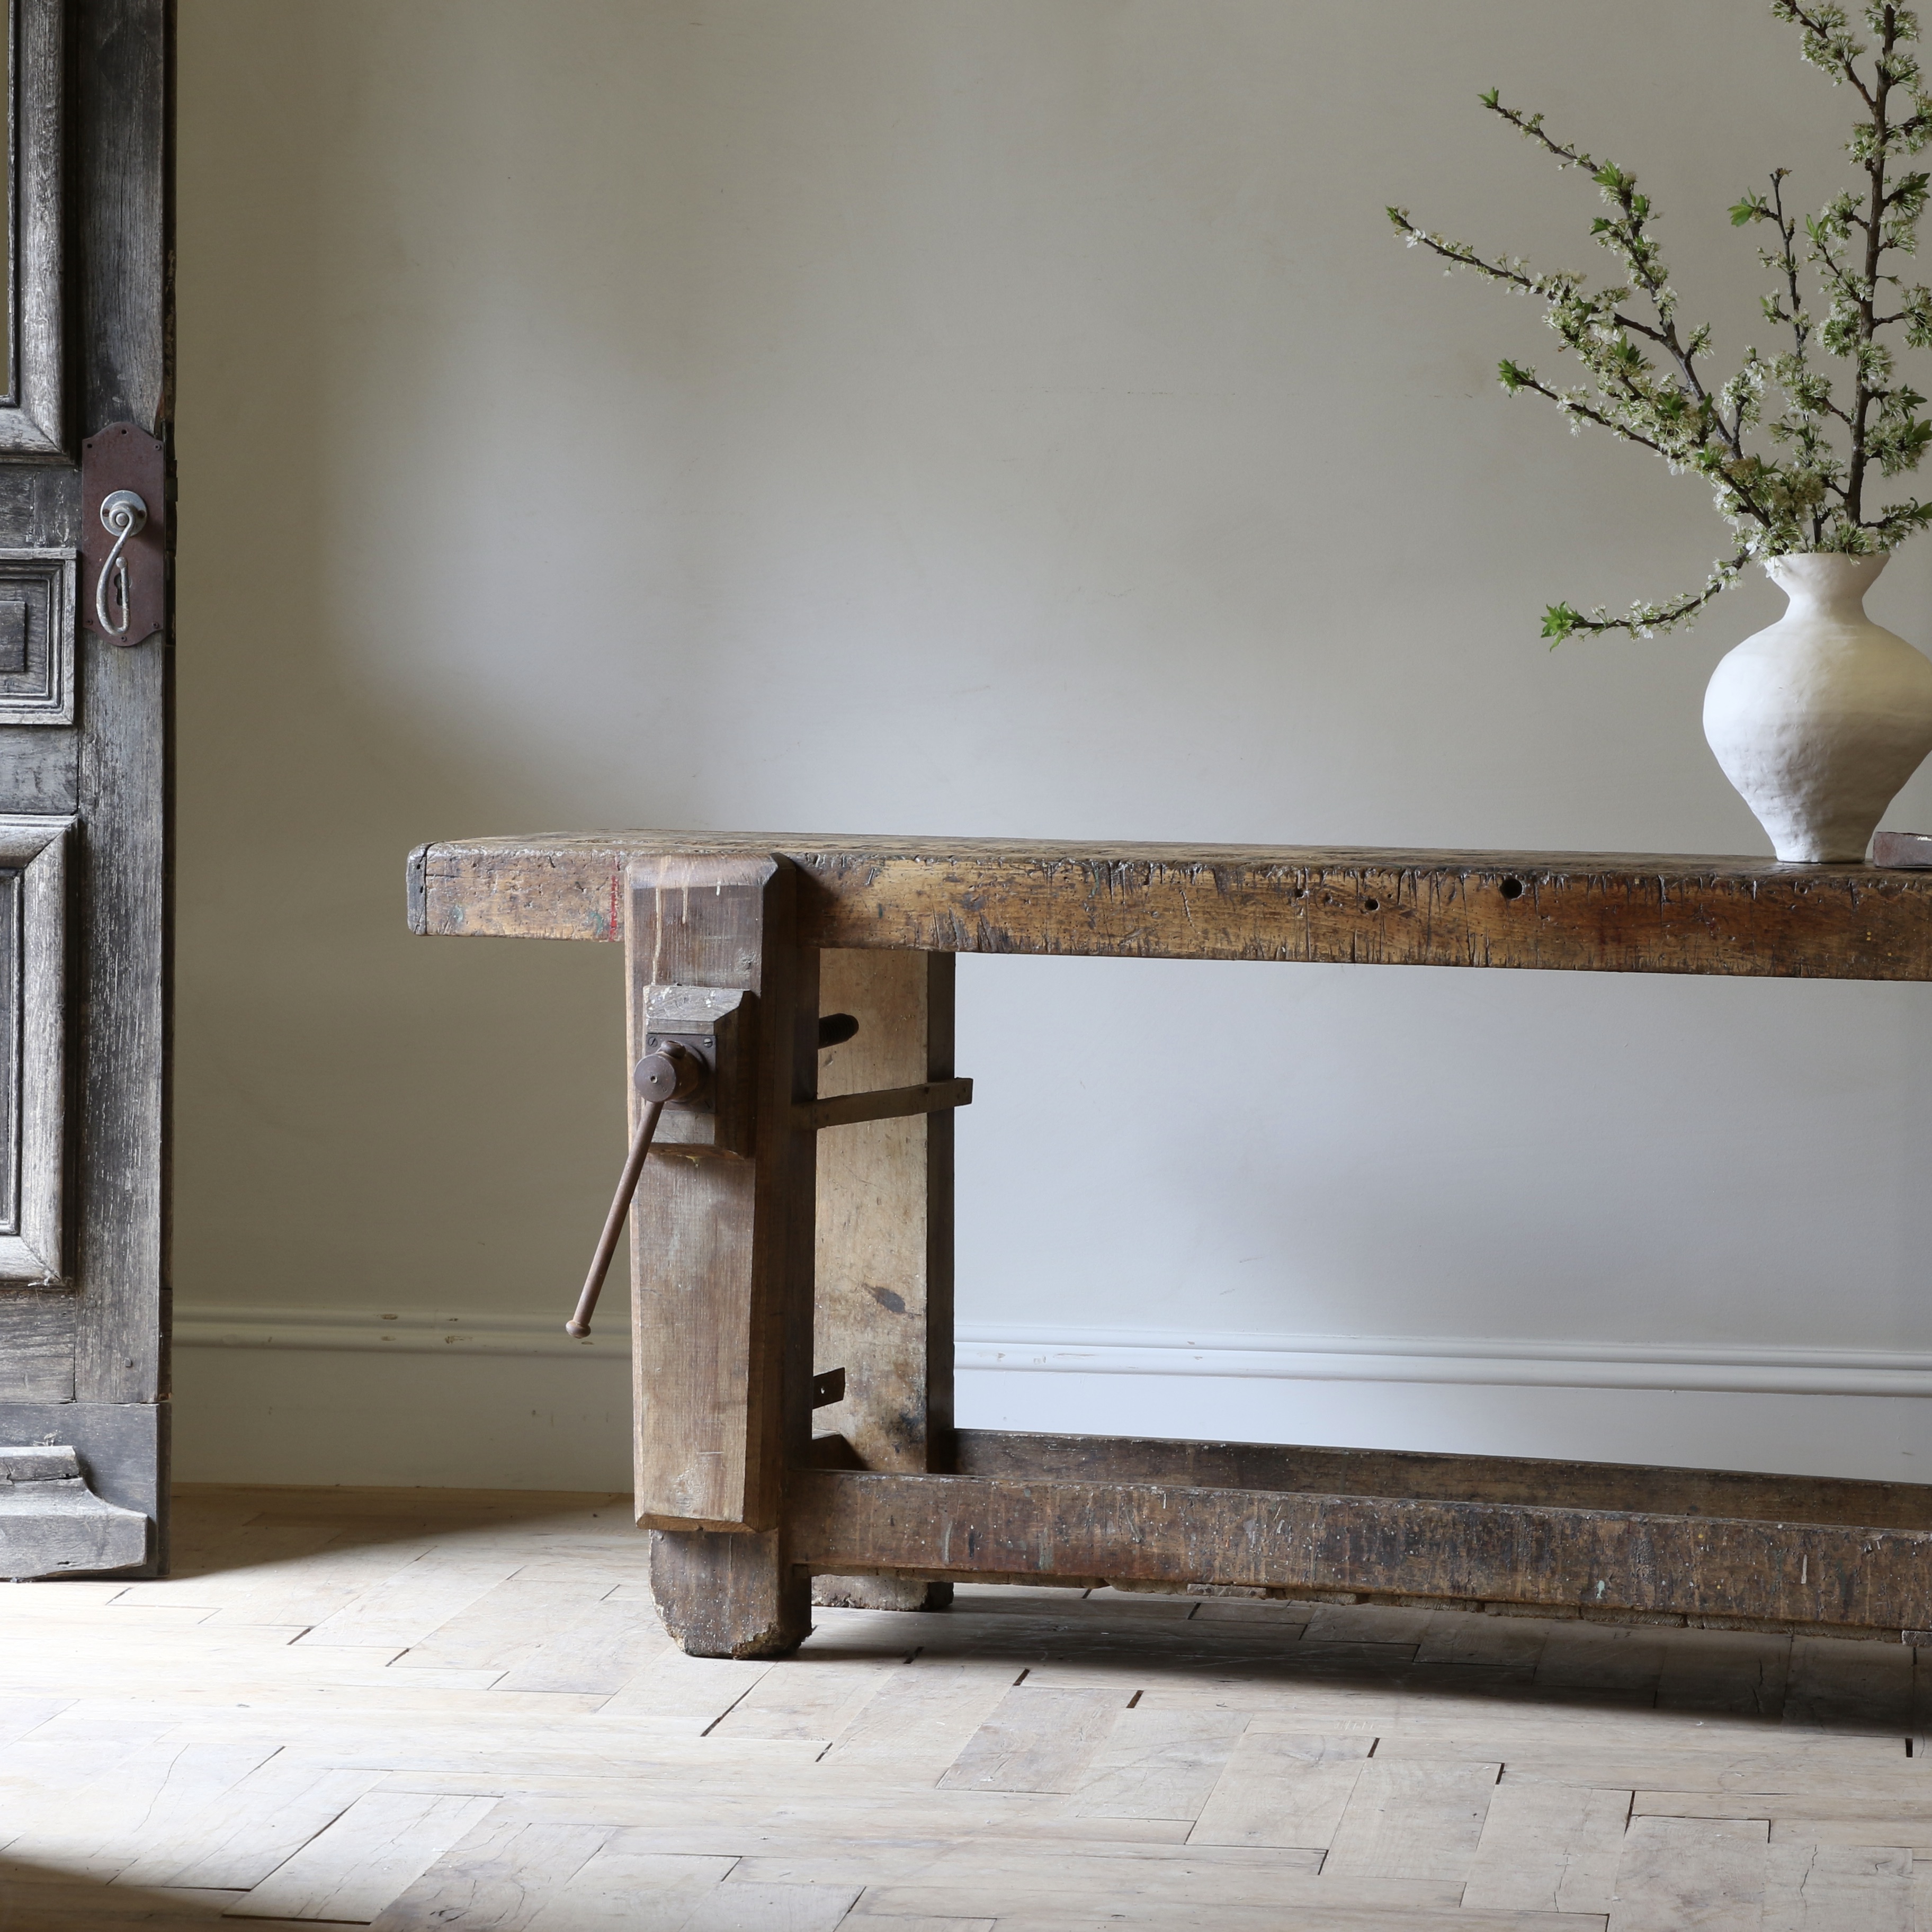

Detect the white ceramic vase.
xmin=1702 ymin=551 xmax=1932 ymax=862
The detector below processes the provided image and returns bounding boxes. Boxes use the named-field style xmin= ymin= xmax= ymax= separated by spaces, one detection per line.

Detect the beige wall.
xmin=174 ymin=0 xmax=1932 ymax=1487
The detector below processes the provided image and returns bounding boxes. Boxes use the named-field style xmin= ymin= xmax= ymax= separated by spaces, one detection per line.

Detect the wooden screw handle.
xmin=567 ymin=1040 xmax=713 ymax=1339
xmin=566 ymin=1098 xmax=666 ymax=1339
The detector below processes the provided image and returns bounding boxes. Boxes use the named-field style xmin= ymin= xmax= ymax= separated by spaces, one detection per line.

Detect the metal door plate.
xmin=80 ymin=423 xmax=166 ymax=647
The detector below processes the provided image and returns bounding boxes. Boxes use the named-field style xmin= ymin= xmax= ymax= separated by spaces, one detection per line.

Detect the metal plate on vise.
xmin=643 ymin=982 xmax=754 ymax=1157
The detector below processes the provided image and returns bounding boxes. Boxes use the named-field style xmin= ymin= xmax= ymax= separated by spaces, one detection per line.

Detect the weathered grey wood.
xmin=0 ymin=1286 xmax=73 ymax=1399
xmin=369 ymin=1814 xmax=614 ymax=1932
xmin=218 ymin=1790 xmax=500 ymax=1925
xmin=1321 ymin=1759 xmax=1500 ymax=1881
xmin=812 ymin=950 xmax=954 ymax=1616
xmin=0 ymin=729 xmax=78 ymax=813
xmin=68 ymin=0 xmax=172 ymax=1514
xmin=0 ymin=1441 xmax=147 ymax=1577
xmin=1461 ymin=1784 xmax=1630 ymax=1913
xmin=1783 ymin=1636 xmax=1916 ymax=1732
xmin=790 ymin=1467 xmax=1932 ymax=1636
xmin=1761 ymin=1843 xmax=1912 ymax=1930
xmin=0 ymin=0 xmax=66 ymax=457
xmin=0 ymin=467 xmax=79 ymax=549
xmin=413 ymin=831 xmax=1932 ymax=981
xmin=952 ymin=1429 xmax=1932 ymax=1534
xmin=0 ymin=550 xmax=76 ymax=723
xmin=936 ymin=1686 xmax=1131 ymax=1793
xmin=0 ymin=1398 xmax=163 ymax=1536
xmin=1189 ymin=1733 xmax=1375 ymax=1849
xmin=1068 ymin=1705 xmax=1246 ymax=1820
xmin=630 ymin=856 xmax=815 ymax=1657
xmin=0 ymin=817 xmax=69 ymax=1281
xmin=1608 ymin=1817 xmax=1769 ymax=1932
xmin=78 ymin=0 xmax=168 ymax=433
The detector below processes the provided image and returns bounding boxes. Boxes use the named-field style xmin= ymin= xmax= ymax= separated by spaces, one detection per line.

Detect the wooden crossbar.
xmin=789 ymin=1463 xmax=1932 ymax=1638
xmin=802 ymin=1078 xmax=972 ymax=1130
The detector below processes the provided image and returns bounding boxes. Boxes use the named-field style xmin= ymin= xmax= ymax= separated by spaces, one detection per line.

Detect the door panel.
xmin=0 ymin=549 xmax=75 ymax=720
xmin=0 ymin=814 xmax=68 ymax=1281
xmin=0 ymin=0 xmax=172 ymax=1575
xmin=4 ymin=0 xmax=67 ymax=455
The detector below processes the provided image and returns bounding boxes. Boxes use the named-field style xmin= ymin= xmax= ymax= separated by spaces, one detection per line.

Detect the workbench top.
xmin=407 ymin=831 xmax=1932 ymax=980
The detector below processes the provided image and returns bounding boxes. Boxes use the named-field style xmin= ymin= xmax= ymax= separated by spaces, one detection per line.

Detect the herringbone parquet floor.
xmin=0 ymin=1482 xmax=1926 ymax=1928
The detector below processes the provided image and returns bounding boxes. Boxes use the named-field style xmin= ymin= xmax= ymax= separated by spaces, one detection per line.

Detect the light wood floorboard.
xmin=0 ymin=1483 xmax=1925 ymax=1927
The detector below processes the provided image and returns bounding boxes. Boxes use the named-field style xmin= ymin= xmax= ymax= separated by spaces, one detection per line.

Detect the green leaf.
xmin=1542 ymin=602 xmax=1583 ymax=642
xmin=1730 ymin=193 xmax=1769 ymax=226
xmin=1478 ymin=85 xmax=1499 ymax=108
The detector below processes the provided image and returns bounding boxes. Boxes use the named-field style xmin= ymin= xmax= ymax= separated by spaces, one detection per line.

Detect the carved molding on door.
xmin=0 ymin=0 xmax=64 ymax=458
xmin=0 ymin=814 xmax=68 ymax=1282
xmin=0 ymin=547 xmax=75 ymax=722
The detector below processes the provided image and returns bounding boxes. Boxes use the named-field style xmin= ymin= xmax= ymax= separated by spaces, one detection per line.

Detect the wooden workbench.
xmin=409 ymin=833 xmax=1932 ymax=1656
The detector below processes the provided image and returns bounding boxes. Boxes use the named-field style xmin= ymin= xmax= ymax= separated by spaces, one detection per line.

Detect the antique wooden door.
xmin=0 ymin=0 xmax=172 ymax=1578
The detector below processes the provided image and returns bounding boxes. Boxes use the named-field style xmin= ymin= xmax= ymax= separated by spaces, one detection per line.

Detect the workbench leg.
xmin=629 ymin=855 xmax=817 ymax=1658
xmin=811 ymin=949 xmax=955 ymax=1613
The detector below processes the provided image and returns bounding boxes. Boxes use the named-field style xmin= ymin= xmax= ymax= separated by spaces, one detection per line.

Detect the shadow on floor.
xmin=166 ymin=1482 xmax=636 ymax=1570
xmin=1 ymin=1857 xmax=312 ymax=1928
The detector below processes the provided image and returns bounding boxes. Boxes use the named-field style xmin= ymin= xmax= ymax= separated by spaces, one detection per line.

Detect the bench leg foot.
xmin=650 ymin=1529 xmax=809 ymax=1659
xmin=813 ymin=1574 xmax=953 ymax=1613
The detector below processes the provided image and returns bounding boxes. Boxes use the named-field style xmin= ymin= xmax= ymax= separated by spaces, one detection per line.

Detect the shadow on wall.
xmin=176 ymin=5 xmax=691 ymax=1344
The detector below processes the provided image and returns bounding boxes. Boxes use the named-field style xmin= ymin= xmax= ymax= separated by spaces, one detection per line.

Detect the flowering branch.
xmin=1391 ymin=2 xmax=1932 ymax=638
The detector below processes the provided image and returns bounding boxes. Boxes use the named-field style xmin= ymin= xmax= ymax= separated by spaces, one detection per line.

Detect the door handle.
xmin=94 ymin=491 xmax=147 ymax=639
xmin=80 ymin=423 xmax=167 ymax=647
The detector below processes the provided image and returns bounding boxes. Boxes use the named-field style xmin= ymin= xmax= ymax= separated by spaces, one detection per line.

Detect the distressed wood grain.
xmin=1607 ymin=1816 xmax=1768 ymax=1932
xmin=811 ymin=949 xmax=953 ymax=1616
xmin=951 ymin=1431 xmax=1932 ymax=1533
xmin=65 ymin=0 xmax=173 ymax=1559
xmin=937 ymin=1686 xmax=1133 ymax=1793
xmin=629 ymin=856 xmax=816 ymax=1658
xmin=1067 ymin=1706 xmax=1247 ymax=1820
xmin=787 ymin=1468 xmax=1932 ymax=1635
xmin=0 ymin=731 xmax=76 ymax=813
xmin=226 ymin=1790 xmax=500 ymax=1923
xmin=1321 ymin=1759 xmax=1500 ymax=1881
xmin=0 ymin=1291 xmax=73 ymax=1401
xmin=412 ymin=833 xmax=1932 ymax=981
xmin=1761 ymin=1842 xmax=1912 ymax=1932
xmin=1462 ymin=1784 xmax=1631 ymax=1913
xmin=1187 ymin=1731 xmax=1373 ymax=1848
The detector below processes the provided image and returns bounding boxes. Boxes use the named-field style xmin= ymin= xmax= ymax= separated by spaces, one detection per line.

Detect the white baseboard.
xmin=174 ymin=1303 xmax=1932 ymax=1398
xmin=167 ymin=1302 xmax=1932 ymax=1490
xmin=954 ymin=1326 xmax=1932 ymax=1399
